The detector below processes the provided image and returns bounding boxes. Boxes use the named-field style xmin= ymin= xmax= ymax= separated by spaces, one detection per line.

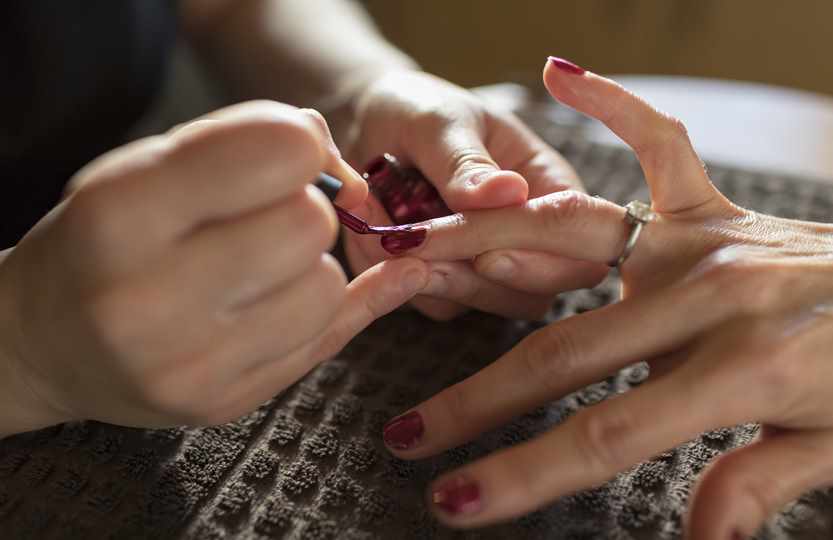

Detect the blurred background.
xmin=141 ymin=0 xmax=833 ymax=180
xmin=361 ymin=0 xmax=833 ymax=96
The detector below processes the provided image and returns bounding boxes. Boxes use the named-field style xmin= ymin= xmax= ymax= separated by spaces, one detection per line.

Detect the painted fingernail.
xmin=431 ymin=477 xmax=482 ymax=516
xmin=731 ymin=531 xmax=747 ymax=540
xmin=548 ymin=56 xmax=586 ymax=75
xmin=483 ymin=255 xmax=516 ymax=280
xmin=381 ymin=228 xmax=427 ymax=255
xmin=383 ymin=410 xmax=424 ymax=450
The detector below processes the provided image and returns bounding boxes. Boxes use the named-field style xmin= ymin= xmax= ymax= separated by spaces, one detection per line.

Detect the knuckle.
xmin=411 ymin=106 xmax=453 ymax=133
xmin=297 ymin=187 xmax=340 ymax=250
xmin=297 ymin=107 xmax=330 ymax=138
xmin=695 ymin=252 xmax=774 ymax=314
xmin=662 ymin=115 xmax=690 ymax=143
xmin=532 ymin=190 xmax=590 ymax=233
xmin=64 ymin=186 xmax=120 ymax=249
xmin=444 ymin=146 xmax=494 ymax=178
xmin=315 ymin=255 xmax=349 ymax=301
xmin=753 ymin=342 xmax=802 ymax=410
xmin=574 ymin=409 xmax=633 ymax=475
xmin=520 ymin=325 xmax=579 ymax=394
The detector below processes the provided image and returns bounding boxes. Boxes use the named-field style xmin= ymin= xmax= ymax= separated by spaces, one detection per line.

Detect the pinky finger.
xmin=687 ymin=429 xmax=833 ymax=540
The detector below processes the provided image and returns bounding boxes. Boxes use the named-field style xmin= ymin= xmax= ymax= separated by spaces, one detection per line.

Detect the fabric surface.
xmin=2 ymin=106 xmax=832 ymax=539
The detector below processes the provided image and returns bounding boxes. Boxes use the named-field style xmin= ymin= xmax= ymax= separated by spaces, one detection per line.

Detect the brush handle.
xmin=314 ymin=173 xmax=342 ymax=202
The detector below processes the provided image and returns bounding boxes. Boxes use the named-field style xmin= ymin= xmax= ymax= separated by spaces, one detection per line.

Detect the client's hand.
xmin=379 ymin=58 xmax=833 ymax=540
xmin=0 ymin=101 xmax=428 ymax=437
xmin=341 ymin=70 xmax=607 ymax=320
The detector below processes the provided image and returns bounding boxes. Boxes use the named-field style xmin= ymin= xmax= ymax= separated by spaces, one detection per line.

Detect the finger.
xmin=381 ymin=279 xmax=744 ymax=458
xmin=166 ymin=103 xmax=367 ymax=206
xmin=164 ymin=185 xmax=338 ymax=311
xmin=72 ymin=101 xmax=340 ymax=240
xmin=473 ymin=249 xmax=608 ymax=295
xmin=486 ymin=111 xmax=583 ymax=196
xmin=209 ymin=257 xmax=430 ymax=421
xmin=405 ymin=119 xmax=529 ymax=211
xmin=421 ymin=261 xmax=553 ymax=320
xmin=543 ymin=57 xmax=722 ymax=214
xmin=392 ymin=191 xmax=650 ymax=267
xmin=342 ymin=192 xmax=470 ymax=321
xmin=688 ymin=430 xmax=833 ymax=540
xmin=298 ymin=107 xmax=368 ymax=208
xmin=211 ymin=253 xmax=348 ymax=379
xmin=426 ymin=367 xmax=739 ymax=527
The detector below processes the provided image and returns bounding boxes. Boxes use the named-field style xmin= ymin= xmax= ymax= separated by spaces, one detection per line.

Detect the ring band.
xmin=609 ymin=201 xmax=654 ymax=268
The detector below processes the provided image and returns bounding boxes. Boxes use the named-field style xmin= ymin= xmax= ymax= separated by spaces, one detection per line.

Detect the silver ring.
xmin=609 ymin=201 xmax=655 ymax=268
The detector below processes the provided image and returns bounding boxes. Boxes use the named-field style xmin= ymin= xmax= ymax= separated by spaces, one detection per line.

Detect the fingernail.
xmin=483 ymin=255 xmax=516 ymax=280
xmin=381 ymin=228 xmax=427 ymax=255
xmin=431 ymin=477 xmax=482 ymax=516
xmin=401 ymin=269 xmax=428 ymax=295
xmin=421 ymin=271 xmax=450 ymax=296
xmin=730 ymin=531 xmax=747 ymax=540
xmin=548 ymin=56 xmax=586 ymax=75
xmin=383 ymin=410 xmax=424 ymax=450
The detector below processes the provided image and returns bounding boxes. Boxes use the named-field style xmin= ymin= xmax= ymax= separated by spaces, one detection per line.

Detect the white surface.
xmin=586 ymin=76 xmax=833 ymax=181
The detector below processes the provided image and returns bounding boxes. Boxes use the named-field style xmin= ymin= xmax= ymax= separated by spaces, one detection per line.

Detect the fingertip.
xmin=542 ymin=56 xmax=589 ymax=105
xmin=451 ymin=170 xmax=528 ymax=209
xmin=332 ymin=159 xmax=370 ymax=209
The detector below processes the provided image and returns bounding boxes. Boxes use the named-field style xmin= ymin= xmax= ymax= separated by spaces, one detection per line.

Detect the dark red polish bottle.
xmin=363 ymin=154 xmax=452 ymax=224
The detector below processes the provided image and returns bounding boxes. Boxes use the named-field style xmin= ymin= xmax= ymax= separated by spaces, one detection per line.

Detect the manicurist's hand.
xmin=0 ymin=101 xmax=428 ymax=437
xmin=378 ymin=58 xmax=833 ymax=540
xmin=341 ymin=70 xmax=607 ymax=321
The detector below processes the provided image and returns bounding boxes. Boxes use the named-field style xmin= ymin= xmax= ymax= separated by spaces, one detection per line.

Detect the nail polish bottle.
xmin=363 ymin=154 xmax=452 ymax=224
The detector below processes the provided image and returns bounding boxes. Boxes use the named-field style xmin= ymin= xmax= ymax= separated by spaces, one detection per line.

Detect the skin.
xmin=0 ymin=0 xmax=589 ymax=434
xmin=384 ymin=59 xmax=833 ymax=540
xmin=185 ymin=0 xmax=604 ymax=320
xmin=342 ymin=71 xmax=606 ymax=321
xmin=0 ymin=101 xmax=429 ymax=436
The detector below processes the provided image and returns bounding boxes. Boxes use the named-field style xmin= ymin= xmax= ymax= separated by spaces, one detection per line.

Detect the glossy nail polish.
xmin=380 ymin=227 xmax=427 ymax=255
xmin=383 ymin=411 xmax=424 ymax=450
xmin=432 ymin=477 xmax=482 ymax=515
xmin=363 ymin=154 xmax=452 ymax=224
xmin=548 ymin=56 xmax=586 ymax=76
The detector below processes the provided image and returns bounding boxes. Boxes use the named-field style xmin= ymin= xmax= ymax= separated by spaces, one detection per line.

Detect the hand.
xmin=340 ymin=70 xmax=607 ymax=320
xmin=0 ymin=101 xmax=429 ymax=436
xmin=377 ymin=59 xmax=833 ymax=539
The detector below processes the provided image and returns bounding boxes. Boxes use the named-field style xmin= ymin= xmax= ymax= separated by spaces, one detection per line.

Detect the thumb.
xmin=406 ymin=122 xmax=528 ymax=211
xmin=312 ymin=257 xmax=429 ymax=360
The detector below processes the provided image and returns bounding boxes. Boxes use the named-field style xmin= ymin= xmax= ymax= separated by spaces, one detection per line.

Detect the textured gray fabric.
xmin=2 ymin=106 xmax=833 ymax=539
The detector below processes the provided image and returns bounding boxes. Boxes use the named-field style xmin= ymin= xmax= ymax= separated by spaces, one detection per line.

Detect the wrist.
xmin=0 ymin=249 xmax=69 ymax=438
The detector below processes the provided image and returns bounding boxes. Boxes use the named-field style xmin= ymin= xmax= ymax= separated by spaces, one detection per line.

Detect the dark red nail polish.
xmin=432 ymin=477 xmax=482 ymax=515
xmin=363 ymin=154 xmax=451 ymax=224
xmin=383 ymin=411 xmax=424 ymax=450
xmin=731 ymin=531 xmax=747 ymax=540
xmin=380 ymin=227 xmax=427 ymax=255
xmin=548 ymin=56 xmax=586 ymax=75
